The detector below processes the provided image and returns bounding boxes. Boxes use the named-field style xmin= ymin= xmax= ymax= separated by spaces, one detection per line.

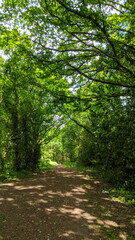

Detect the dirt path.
xmin=0 ymin=165 xmax=135 ymax=240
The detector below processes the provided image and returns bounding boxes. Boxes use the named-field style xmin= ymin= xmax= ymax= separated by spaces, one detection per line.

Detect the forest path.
xmin=0 ymin=165 xmax=135 ymax=240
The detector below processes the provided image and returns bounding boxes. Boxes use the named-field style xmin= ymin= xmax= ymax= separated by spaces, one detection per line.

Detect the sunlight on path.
xmin=0 ymin=165 xmax=135 ymax=240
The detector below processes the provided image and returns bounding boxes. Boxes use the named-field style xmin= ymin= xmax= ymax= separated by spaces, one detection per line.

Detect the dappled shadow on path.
xmin=0 ymin=165 xmax=135 ymax=240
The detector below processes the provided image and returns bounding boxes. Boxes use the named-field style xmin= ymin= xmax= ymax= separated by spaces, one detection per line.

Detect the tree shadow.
xmin=0 ymin=165 xmax=135 ymax=240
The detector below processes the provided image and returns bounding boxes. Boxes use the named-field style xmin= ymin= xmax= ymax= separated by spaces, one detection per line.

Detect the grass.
xmin=100 ymin=226 xmax=119 ymax=240
xmin=0 ymin=159 xmax=58 ymax=183
xmin=109 ymin=187 xmax=135 ymax=207
xmin=64 ymin=160 xmax=135 ymax=207
xmin=64 ymin=159 xmax=96 ymax=174
xmin=39 ymin=159 xmax=58 ymax=170
xmin=0 ymin=169 xmax=33 ymax=183
xmin=64 ymin=159 xmax=77 ymax=168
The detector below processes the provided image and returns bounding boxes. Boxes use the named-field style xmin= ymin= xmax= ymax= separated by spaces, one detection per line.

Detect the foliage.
xmin=110 ymin=188 xmax=135 ymax=207
xmin=0 ymin=0 xmax=135 ymax=190
xmin=64 ymin=159 xmax=76 ymax=168
xmin=0 ymin=169 xmax=33 ymax=182
xmin=39 ymin=159 xmax=58 ymax=170
xmin=61 ymin=121 xmax=80 ymax=162
xmin=0 ymin=31 xmax=62 ymax=171
xmin=0 ymin=159 xmax=58 ymax=182
xmin=41 ymin=134 xmax=68 ymax=163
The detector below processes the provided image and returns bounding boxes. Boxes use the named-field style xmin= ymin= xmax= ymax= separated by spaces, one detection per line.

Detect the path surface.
xmin=0 ymin=165 xmax=135 ymax=240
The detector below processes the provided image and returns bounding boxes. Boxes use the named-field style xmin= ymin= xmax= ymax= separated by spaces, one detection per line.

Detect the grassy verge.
xmin=64 ymin=159 xmax=97 ymax=175
xmin=108 ymin=188 xmax=135 ymax=207
xmin=0 ymin=160 xmax=58 ymax=183
xmin=0 ymin=169 xmax=33 ymax=183
xmin=64 ymin=160 xmax=135 ymax=207
xmin=63 ymin=159 xmax=77 ymax=168
xmin=39 ymin=159 xmax=58 ymax=170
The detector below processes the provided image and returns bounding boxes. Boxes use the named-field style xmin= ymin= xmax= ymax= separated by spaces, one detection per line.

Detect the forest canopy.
xmin=0 ymin=0 xmax=135 ymax=189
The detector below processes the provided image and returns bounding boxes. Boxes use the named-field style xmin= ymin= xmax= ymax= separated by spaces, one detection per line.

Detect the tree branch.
xmin=64 ymin=61 xmax=135 ymax=88
xmin=69 ymin=117 xmax=95 ymax=137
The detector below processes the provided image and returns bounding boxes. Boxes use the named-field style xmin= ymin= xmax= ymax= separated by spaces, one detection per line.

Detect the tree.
xmin=1 ymin=0 xmax=135 ymax=189
xmin=2 ymin=1 xmax=135 ymax=89
xmin=0 ymin=30 xmax=61 ymax=170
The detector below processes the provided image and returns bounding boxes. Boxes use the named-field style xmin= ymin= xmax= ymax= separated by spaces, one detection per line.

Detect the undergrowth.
xmin=0 ymin=159 xmax=58 ymax=183
xmin=0 ymin=169 xmax=33 ymax=182
xmin=39 ymin=159 xmax=58 ymax=170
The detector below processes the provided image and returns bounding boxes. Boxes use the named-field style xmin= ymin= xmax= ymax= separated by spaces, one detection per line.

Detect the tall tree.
xmin=0 ymin=30 xmax=62 ymax=170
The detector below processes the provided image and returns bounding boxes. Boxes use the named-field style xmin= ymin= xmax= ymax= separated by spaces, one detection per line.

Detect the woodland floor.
xmin=0 ymin=165 xmax=135 ymax=240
